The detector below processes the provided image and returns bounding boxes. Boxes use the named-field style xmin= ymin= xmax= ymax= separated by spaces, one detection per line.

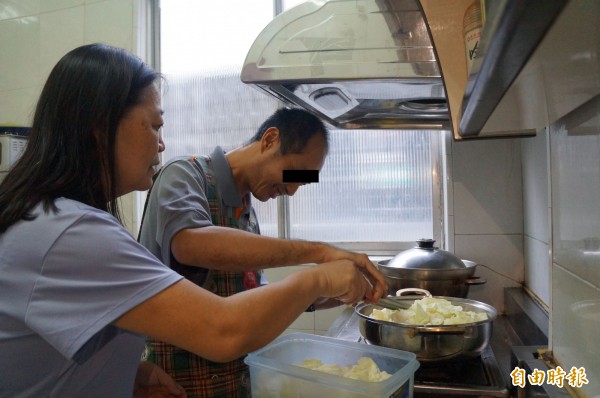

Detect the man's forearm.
xmin=171 ymin=225 xmax=333 ymax=270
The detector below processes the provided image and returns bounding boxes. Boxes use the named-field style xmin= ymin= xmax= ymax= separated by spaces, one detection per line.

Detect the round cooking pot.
xmin=378 ymin=239 xmax=486 ymax=297
xmin=355 ymin=289 xmax=497 ymax=363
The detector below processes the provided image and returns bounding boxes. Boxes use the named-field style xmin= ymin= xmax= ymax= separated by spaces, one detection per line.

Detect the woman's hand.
xmin=134 ymin=361 xmax=186 ymax=398
xmin=321 ymin=247 xmax=388 ymax=303
xmin=309 ymin=259 xmax=375 ymax=305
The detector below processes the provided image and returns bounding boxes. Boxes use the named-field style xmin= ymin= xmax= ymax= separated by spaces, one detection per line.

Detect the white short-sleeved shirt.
xmin=0 ymin=198 xmax=183 ymax=397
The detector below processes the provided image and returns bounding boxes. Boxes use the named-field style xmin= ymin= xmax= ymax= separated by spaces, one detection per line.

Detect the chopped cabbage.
xmin=370 ymin=297 xmax=487 ymax=325
xmin=300 ymin=356 xmax=392 ymax=382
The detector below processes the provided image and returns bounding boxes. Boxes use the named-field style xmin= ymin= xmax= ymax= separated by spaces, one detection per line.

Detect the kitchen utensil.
xmin=355 ymin=288 xmax=497 ymax=363
xmin=375 ymin=288 xmax=432 ymax=310
xmin=377 ymin=239 xmax=487 ymax=297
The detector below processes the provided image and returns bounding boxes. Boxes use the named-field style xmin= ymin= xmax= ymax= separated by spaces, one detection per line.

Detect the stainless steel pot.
xmin=355 ymin=290 xmax=497 ymax=363
xmin=378 ymin=239 xmax=486 ymax=297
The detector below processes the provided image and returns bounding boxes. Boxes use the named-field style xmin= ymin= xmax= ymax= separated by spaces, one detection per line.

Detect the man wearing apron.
xmin=138 ymin=108 xmax=387 ymax=397
xmin=144 ymin=152 xmax=261 ymax=397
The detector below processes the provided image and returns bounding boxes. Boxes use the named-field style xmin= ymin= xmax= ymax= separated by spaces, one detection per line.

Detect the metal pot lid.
xmin=385 ymin=239 xmax=466 ymax=270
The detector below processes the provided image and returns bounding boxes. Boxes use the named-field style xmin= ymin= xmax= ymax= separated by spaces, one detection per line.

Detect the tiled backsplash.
xmin=0 ymin=0 xmax=137 ymax=126
xmin=450 ymin=138 xmax=525 ymax=312
xmin=548 ymin=95 xmax=600 ymax=397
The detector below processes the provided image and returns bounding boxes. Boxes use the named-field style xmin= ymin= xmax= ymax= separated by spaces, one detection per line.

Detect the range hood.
xmin=241 ymin=0 xmax=450 ymax=130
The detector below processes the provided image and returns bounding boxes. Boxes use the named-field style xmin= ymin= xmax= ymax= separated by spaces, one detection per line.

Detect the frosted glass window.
xmin=289 ymin=130 xmax=438 ymax=242
xmin=158 ymin=0 xmax=443 ymax=250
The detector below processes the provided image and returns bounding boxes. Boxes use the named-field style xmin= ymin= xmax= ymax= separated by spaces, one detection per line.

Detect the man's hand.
xmin=134 ymin=361 xmax=187 ymax=398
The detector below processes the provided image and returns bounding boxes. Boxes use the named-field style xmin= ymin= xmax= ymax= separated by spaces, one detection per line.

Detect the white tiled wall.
xmin=548 ymin=100 xmax=600 ymax=397
xmin=452 ymin=139 xmax=524 ymax=235
xmin=0 ymin=0 xmax=142 ymax=235
xmin=552 ymin=267 xmax=600 ymax=397
xmin=451 ymin=88 xmax=600 ymax=398
xmin=0 ymin=0 xmax=139 ymax=124
xmin=517 ymin=0 xmax=599 ymax=394
xmin=449 ymin=138 xmax=525 ymax=312
xmin=522 ymin=131 xmax=551 ymax=306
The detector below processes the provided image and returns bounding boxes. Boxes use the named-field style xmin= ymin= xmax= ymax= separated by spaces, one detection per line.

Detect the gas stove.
xmin=327 ymin=308 xmax=510 ymax=397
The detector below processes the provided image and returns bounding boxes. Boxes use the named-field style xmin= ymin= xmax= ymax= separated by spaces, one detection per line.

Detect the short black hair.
xmin=248 ymin=107 xmax=329 ymax=155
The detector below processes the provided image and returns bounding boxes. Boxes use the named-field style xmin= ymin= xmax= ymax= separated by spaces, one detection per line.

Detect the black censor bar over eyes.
xmin=282 ymin=170 xmax=319 ymax=183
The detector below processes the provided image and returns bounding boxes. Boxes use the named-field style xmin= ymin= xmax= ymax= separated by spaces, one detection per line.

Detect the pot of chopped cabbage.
xmin=355 ymin=289 xmax=497 ymax=362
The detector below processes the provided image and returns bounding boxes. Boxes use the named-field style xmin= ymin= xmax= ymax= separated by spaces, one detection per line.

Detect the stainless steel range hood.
xmin=241 ymin=0 xmax=450 ymax=130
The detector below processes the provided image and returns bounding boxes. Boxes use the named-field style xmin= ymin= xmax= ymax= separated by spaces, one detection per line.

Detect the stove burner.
xmin=358 ymin=336 xmax=508 ymax=397
xmin=416 ymin=357 xmax=489 ymax=384
xmin=414 ymin=346 xmax=509 ymax=397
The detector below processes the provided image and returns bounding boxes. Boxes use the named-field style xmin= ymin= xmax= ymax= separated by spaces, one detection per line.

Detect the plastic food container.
xmin=244 ymin=332 xmax=419 ymax=398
